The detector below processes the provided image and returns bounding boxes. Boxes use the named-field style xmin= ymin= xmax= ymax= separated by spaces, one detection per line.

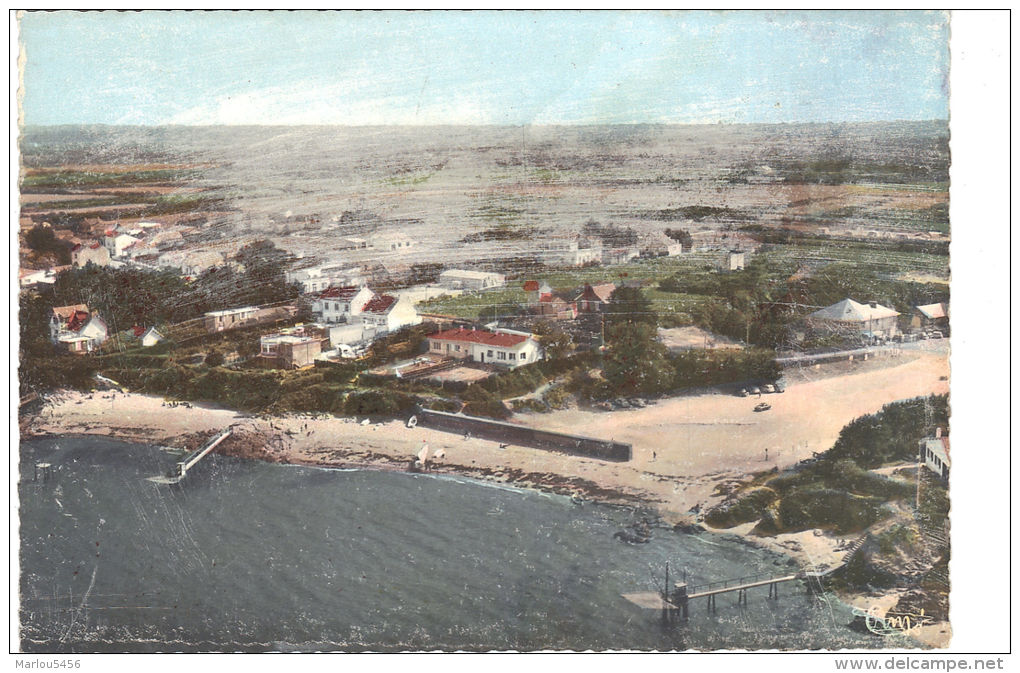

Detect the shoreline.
xmin=19 ymin=346 xmax=951 ymax=647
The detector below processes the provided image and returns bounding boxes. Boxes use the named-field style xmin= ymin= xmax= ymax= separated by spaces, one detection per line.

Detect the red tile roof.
xmin=319 ymin=286 xmax=363 ymax=300
xmin=362 ymin=295 xmax=397 ymax=314
xmin=67 ymin=310 xmax=90 ymax=332
xmin=523 ymin=280 xmax=540 ymax=291
xmin=429 ymin=328 xmax=528 ymax=347
xmin=132 ymin=325 xmax=146 ymax=338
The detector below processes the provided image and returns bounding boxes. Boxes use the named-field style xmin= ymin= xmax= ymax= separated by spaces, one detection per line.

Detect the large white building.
xmin=427 ymin=328 xmax=542 ymax=368
xmin=438 ymin=269 xmax=506 ymax=291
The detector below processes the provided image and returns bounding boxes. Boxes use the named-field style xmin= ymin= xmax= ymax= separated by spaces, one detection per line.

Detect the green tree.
xmin=606 ymin=286 xmax=656 ymax=330
xmin=603 ymin=322 xmax=673 ymax=396
xmin=531 ymin=320 xmax=572 ymax=361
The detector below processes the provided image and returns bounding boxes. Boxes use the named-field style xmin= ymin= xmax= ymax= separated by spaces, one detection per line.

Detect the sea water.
xmin=18 ymin=436 xmax=904 ymax=652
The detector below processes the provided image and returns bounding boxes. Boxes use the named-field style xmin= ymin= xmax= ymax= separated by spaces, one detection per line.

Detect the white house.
xmin=204 ymin=306 xmax=258 ymax=333
xmin=50 ymin=304 xmax=108 ymax=353
xmin=727 ymin=250 xmax=745 ymax=271
xmin=358 ymin=294 xmax=421 ymax=333
xmin=370 ymin=232 xmax=414 ymax=252
xmin=807 ymin=298 xmax=900 ymax=342
xmin=313 ymin=286 xmax=376 ymax=324
xmin=104 ymin=232 xmax=141 ymax=258
xmin=141 ymin=327 xmax=165 ymax=348
xmin=919 ymin=428 xmax=950 ymax=481
xmin=547 ymin=237 xmax=602 ymax=267
xmin=71 ymin=241 xmax=111 ymax=267
xmin=427 ymin=327 xmax=543 ymax=368
xmin=19 ymin=267 xmax=61 ymax=289
xmin=286 ymin=264 xmax=367 ymax=294
xmin=438 ymin=269 xmax=506 ymax=291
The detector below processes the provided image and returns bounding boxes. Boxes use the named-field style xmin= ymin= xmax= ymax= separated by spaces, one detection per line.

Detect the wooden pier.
xmin=624 ymin=564 xmax=832 ymax=621
xmin=147 ymin=429 xmax=233 ymax=484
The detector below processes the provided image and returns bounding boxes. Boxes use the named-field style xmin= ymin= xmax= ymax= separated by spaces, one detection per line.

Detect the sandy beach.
xmin=22 ymin=344 xmax=948 ymax=573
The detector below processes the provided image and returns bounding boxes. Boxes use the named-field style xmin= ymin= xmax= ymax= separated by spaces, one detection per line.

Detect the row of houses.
xmin=521 ymin=280 xmax=617 ymax=321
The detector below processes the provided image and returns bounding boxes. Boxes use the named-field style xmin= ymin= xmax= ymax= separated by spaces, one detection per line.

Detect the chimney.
xmin=869 ymin=301 xmax=877 ymax=308
xmin=935 ymin=427 xmax=942 ymax=439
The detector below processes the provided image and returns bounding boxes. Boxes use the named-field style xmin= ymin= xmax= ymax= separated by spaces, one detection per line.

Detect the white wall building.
xmin=104 ymin=233 xmax=141 ymax=258
xmin=427 ymin=327 xmax=543 ymax=368
xmin=359 ymin=295 xmax=421 ymax=333
xmin=204 ymin=306 xmax=258 ymax=333
xmin=920 ymin=430 xmax=950 ymax=481
xmin=438 ymin=269 xmax=506 ymax=291
xmin=312 ymin=286 xmax=376 ymax=324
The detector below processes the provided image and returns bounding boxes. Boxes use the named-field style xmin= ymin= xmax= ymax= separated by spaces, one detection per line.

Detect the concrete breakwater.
xmin=415 ymin=407 xmax=632 ymax=462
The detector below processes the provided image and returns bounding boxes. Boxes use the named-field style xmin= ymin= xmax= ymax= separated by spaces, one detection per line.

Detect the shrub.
xmin=777 ymin=488 xmax=889 ymax=535
xmin=422 ymin=398 xmax=462 ymax=413
xmin=463 ymin=398 xmax=511 ymax=420
xmin=512 ymin=398 xmax=549 ymax=413
xmin=343 ymin=390 xmax=418 ymax=418
xmin=704 ymin=487 xmax=779 ymax=529
xmin=543 ymin=385 xmax=571 ymax=410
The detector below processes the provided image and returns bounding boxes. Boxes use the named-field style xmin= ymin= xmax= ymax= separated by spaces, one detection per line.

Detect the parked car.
xmin=762 ymin=383 xmax=776 ymax=394
xmin=749 ymin=386 xmax=761 ymax=396
xmin=754 ymin=402 xmax=771 ymax=412
xmin=736 ymin=388 xmax=749 ymax=397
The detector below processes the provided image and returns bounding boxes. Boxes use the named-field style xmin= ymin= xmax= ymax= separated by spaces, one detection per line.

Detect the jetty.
xmin=624 ymin=560 xmax=848 ymax=621
xmin=150 ymin=428 xmax=232 ymax=484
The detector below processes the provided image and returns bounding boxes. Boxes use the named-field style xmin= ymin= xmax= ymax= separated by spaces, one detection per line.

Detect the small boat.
xmin=754 ymin=402 xmax=771 ymax=412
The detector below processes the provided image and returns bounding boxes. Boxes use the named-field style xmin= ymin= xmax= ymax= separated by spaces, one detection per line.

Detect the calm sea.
xmin=18 ymin=436 xmax=903 ymax=652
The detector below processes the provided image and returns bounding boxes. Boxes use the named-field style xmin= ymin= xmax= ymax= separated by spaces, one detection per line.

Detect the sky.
xmin=18 ymin=10 xmax=949 ymax=126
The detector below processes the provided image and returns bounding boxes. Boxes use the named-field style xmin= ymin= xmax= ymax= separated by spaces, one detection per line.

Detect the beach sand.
xmin=22 ymin=346 xmax=949 ymax=574
xmin=20 ymin=346 xmax=952 ymax=646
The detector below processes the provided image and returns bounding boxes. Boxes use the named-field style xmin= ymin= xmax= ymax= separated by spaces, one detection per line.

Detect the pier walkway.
xmin=147 ymin=428 xmax=233 ymax=484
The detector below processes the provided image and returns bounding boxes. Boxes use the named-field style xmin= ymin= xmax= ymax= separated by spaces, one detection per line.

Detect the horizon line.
xmin=20 ymin=119 xmax=950 ymax=130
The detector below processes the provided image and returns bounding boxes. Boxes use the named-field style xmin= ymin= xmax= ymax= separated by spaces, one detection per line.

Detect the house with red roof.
xmin=312 ymin=285 xmax=376 ymax=323
xmin=574 ymin=283 xmax=616 ymax=313
xmin=427 ymin=327 xmax=542 ymax=368
xmin=358 ymin=294 xmax=421 ymax=333
xmin=49 ymin=304 xmax=108 ymax=354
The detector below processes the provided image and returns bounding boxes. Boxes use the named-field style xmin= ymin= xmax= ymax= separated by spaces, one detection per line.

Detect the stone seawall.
xmin=415 ymin=408 xmax=632 ymax=462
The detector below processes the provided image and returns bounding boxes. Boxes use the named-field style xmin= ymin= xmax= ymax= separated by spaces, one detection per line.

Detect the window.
xmin=519 ymin=353 xmax=527 ymax=361
xmin=487 ymin=350 xmax=493 ymax=358
xmin=509 ymin=353 xmax=516 ymax=360
xmin=454 ymin=345 xmax=461 ymax=352
xmin=498 ymin=352 xmax=506 ymax=360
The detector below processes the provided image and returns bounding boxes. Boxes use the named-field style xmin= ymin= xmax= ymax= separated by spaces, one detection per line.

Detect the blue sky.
xmin=18 ymin=10 xmax=949 ymax=126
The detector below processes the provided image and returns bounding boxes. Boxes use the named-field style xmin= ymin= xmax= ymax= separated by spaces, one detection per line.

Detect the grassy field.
xmin=418 ymin=252 xmax=726 ymax=319
xmin=758 ymin=242 xmax=950 ymax=278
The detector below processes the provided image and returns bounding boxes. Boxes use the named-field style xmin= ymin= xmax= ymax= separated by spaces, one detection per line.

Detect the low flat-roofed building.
xmin=257 ymin=333 xmax=323 ymax=369
xmin=438 ymin=269 xmax=506 ymax=291
xmin=427 ymin=327 xmax=542 ymax=368
xmin=204 ymin=306 xmax=259 ymax=333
